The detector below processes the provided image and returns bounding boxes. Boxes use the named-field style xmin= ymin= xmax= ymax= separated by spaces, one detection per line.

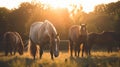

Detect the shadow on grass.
xmin=68 ymin=56 xmax=120 ymax=67
xmin=0 ymin=52 xmax=119 ymax=67
xmin=0 ymin=61 xmax=10 ymax=67
xmin=0 ymin=56 xmax=37 ymax=67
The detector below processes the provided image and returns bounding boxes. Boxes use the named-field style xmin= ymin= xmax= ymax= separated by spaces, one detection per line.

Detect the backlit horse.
xmin=69 ymin=24 xmax=88 ymax=57
xmin=3 ymin=32 xmax=24 ymax=56
xmin=29 ymin=20 xmax=60 ymax=60
xmin=88 ymin=31 xmax=119 ymax=54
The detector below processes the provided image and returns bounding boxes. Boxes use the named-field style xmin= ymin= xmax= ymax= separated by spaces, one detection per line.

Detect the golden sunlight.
xmin=0 ymin=0 xmax=31 ymax=9
xmin=39 ymin=0 xmax=118 ymax=13
xmin=0 ymin=0 xmax=118 ymax=13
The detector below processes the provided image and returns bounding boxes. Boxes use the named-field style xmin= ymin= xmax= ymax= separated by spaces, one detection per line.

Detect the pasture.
xmin=0 ymin=51 xmax=120 ymax=67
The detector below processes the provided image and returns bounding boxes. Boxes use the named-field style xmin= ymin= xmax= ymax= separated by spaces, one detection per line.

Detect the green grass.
xmin=0 ymin=51 xmax=120 ymax=67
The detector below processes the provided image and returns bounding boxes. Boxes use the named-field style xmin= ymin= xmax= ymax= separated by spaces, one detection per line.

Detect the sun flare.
xmin=39 ymin=0 xmax=81 ymax=12
xmin=0 ymin=0 xmax=118 ymax=13
xmin=39 ymin=0 xmax=118 ymax=13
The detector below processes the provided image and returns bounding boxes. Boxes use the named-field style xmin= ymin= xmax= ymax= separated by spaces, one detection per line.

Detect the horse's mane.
xmin=44 ymin=20 xmax=57 ymax=36
xmin=14 ymin=32 xmax=24 ymax=47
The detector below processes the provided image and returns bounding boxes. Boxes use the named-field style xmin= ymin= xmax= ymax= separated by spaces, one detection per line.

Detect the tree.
xmin=0 ymin=7 xmax=10 ymax=34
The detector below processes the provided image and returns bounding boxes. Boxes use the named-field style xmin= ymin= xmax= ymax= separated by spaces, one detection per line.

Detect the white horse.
xmin=29 ymin=20 xmax=60 ymax=60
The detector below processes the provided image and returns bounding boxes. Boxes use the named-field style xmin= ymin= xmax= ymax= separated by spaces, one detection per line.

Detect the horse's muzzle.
xmin=54 ymin=51 xmax=59 ymax=57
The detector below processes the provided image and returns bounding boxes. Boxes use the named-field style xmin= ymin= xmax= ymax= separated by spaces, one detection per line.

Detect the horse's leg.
xmin=108 ymin=47 xmax=112 ymax=53
xmin=86 ymin=46 xmax=89 ymax=56
xmin=69 ymin=40 xmax=73 ymax=57
xmin=4 ymin=45 xmax=8 ymax=56
xmin=88 ymin=44 xmax=92 ymax=56
xmin=89 ymin=42 xmax=94 ymax=56
xmin=50 ymin=48 xmax=54 ymax=60
xmin=83 ymin=41 xmax=89 ymax=57
xmin=81 ymin=43 xmax=85 ymax=57
xmin=82 ymin=47 xmax=84 ymax=57
xmin=14 ymin=50 xmax=16 ymax=55
xmin=74 ymin=44 xmax=77 ymax=56
xmin=10 ymin=50 xmax=12 ymax=55
xmin=40 ymin=47 xmax=43 ymax=59
xmin=88 ymin=47 xmax=91 ymax=56
xmin=77 ymin=44 xmax=81 ymax=57
xmin=5 ymin=49 xmax=8 ymax=56
xmin=85 ymin=44 xmax=89 ymax=56
xmin=14 ymin=47 xmax=17 ymax=55
xmin=78 ymin=48 xmax=80 ymax=57
xmin=30 ymin=42 xmax=37 ymax=60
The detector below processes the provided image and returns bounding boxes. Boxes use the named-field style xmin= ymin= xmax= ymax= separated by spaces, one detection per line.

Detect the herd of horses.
xmin=1 ymin=20 xmax=120 ymax=60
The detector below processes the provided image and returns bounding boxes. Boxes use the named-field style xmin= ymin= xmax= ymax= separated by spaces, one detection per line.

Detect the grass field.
xmin=0 ymin=51 xmax=120 ymax=67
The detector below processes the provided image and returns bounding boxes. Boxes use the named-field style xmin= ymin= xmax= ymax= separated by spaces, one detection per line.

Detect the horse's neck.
xmin=80 ymin=30 xmax=87 ymax=35
xmin=38 ymin=22 xmax=57 ymax=44
xmin=14 ymin=32 xmax=21 ymax=44
xmin=45 ymin=22 xmax=57 ymax=37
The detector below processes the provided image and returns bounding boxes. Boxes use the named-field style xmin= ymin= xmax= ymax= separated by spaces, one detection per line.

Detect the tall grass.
xmin=0 ymin=51 xmax=120 ymax=67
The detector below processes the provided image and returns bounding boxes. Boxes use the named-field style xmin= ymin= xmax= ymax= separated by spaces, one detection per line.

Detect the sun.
xmin=39 ymin=0 xmax=118 ymax=13
xmin=40 ymin=0 xmax=95 ymax=13
xmin=39 ymin=0 xmax=81 ymax=12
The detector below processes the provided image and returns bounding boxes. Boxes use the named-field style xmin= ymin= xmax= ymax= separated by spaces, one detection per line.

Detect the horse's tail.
xmin=29 ymin=39 xmax=39 ymax=59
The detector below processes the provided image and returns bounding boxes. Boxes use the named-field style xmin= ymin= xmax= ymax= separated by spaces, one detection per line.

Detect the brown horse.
xmin=69 ymin=24 xmax=88 ymax=57
xmin=88 ymin=31 xmax=119 ymax=54
xmin=3 ymin=32 xmax=24 ymax=56
xmin=29 ymin=20 xmax=60 ymax=60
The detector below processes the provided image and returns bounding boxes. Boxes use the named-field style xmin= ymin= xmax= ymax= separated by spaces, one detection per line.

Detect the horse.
xmin=103 ymin=31 xmax=120 ymax=51
xmin=29 ymin=20 xmax=60 ymax=60
xmin=88 ymin=31 xmax=119 ymax=54
xmin=69 ymin=24 xmax=88 ymax=57
xmin=3 ymin=32 xmax=24 ymax=56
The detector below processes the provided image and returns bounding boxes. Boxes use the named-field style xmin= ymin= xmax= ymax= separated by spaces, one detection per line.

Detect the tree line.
xmin=0 ymin=1 xmax=120 ymax=40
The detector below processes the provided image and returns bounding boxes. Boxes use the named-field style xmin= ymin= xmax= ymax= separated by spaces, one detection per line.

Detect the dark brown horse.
xmin=29 ymin=20 xmax=60 ymax=60
xmin=69 ymin=24 xmax=88 ymax=57
xmin=3 ymin=32 xmax=24 ymax=56
xmin=88 ymin=31 xmax=119 ymax=54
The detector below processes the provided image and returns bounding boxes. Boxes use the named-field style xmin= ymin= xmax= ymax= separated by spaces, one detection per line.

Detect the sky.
xmin=0 ymin=0 xmax=118 ymax=13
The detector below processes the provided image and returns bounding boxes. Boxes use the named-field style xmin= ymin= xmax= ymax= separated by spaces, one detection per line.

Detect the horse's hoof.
xmin=65 ymin=58 xmax=68 ymax=62
xmin=51 ymin=58 xmax=54 ymax=61
xmin=40 ymin=57 xmax=42 ymax=59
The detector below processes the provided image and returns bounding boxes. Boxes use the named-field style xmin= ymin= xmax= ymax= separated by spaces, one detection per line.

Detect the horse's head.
xmin=18 ymin=41 xmax=24 ymax=55
xmin=80 ymin=24 xmax=87 ymax=31
xmin=51 ymin=34 xmax=60 ymax=57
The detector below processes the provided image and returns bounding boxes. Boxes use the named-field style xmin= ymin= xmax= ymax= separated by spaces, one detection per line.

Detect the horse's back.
xmin=3 ymin=32 xmax=21 ymax=45
xmin=29 ymin=20 xmax=58 ymax=44
xmin=69 ymin=25 xmax=80 ymax=41
xmin=43 ymin=20 xmax=57 ymax=37
xmin=30 ymin=22 xmax=44 ymax=43
xmin=4 ymin=32 xmax=15 ymax=42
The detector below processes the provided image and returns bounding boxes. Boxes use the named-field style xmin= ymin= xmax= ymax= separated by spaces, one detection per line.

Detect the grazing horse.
xmin=29 ymin=20 xmax=60 ymax=60
xmin=88 ymin=31 xmax=119 ymax=54
xmin=3 ymin=32 xmax=24 ymax=56
xmin=69 ymin=24 xmax=88 ymax=57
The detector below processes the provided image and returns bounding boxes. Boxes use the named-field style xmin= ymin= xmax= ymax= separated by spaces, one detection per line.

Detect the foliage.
xmin=0 ymin=1 xmax=120 ymax=40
